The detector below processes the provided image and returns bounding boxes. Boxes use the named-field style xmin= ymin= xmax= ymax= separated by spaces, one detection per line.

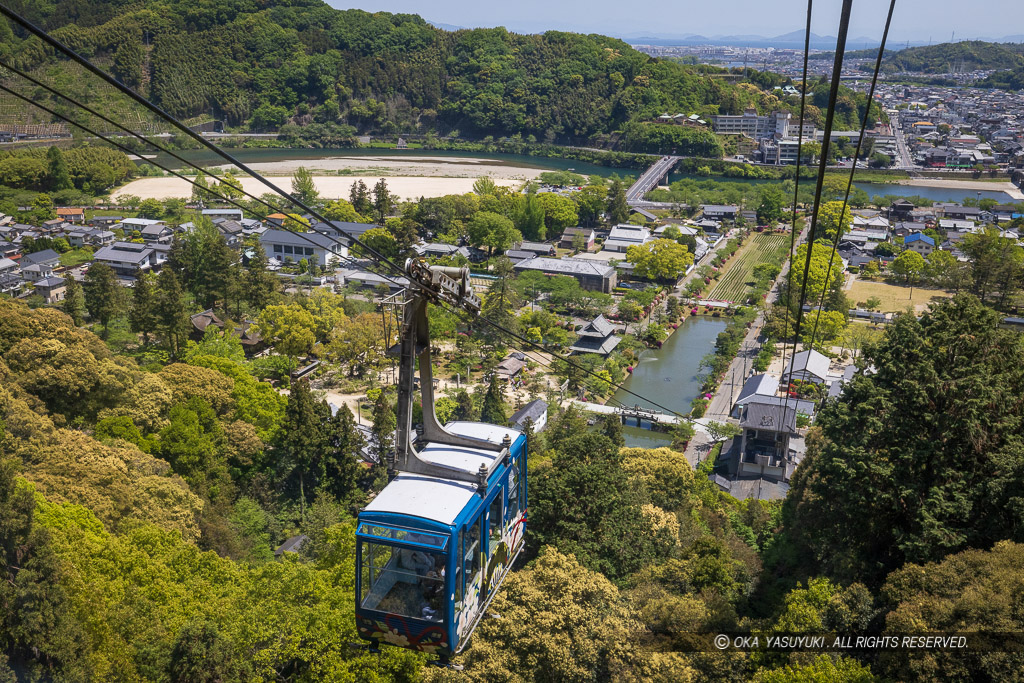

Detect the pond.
xmin=610 ymin=315 xmax=729 ymax=448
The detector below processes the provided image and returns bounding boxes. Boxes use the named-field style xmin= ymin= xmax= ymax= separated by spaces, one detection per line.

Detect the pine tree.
xmin=61 ymin=275 xmax=85 ymax=326
xmin=325 ymin=404 xmax=366 ymax=509
xmin=371 ymin=390 xmax=397 ymax=465
xmin=129 ymin=269 xmax=158 ymax=345
xmin=599 ymin=413 xmax=625 ymax=448
xmin=291 ymin=166 xmax=320 ymax=206
xmin=157 ymin=268 xmax=190 ymax=358
xmin=83 ymin=262 xmax=120 ymax=338
xmin=481 ymin=374 xmax=508 ymax=425
xmin=606 ymin=178 xmax=629 ymax=225
xmin=350 ymin=180 xmax=371 ymax=215
xmin=46 ymin=146 xmax=72 ymax=191
xmin=276 ymin=379 xmax=324 ymax=522
xmin=243 ymin=247 xmax=278 ymax=311
xmin=372 ymin=177 xmax=394 ymax=223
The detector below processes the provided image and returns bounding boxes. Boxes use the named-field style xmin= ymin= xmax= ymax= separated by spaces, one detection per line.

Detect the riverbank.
xmin=115 ymin=173 xmax=529 ymax=201
xmin=887 ymin=177 xmax=1024 ymax=199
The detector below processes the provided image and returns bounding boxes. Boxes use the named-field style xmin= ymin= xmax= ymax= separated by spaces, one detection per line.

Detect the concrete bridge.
xmin=626 ymin=155 xmax=682 ymax=206
xmin=571 ymin=399 xmax=682 ymax=431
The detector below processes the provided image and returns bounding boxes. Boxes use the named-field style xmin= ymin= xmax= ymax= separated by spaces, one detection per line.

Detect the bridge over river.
xmin=626 ymin=155 xmax=682 ymax=209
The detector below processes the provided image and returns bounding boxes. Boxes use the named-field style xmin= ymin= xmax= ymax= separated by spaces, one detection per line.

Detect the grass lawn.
xmin=708 ymin=232 xmax=789 ymax=303
xmin=59 ymin=248 xmax=94 ymax=268
xmin=847 ymin=278 xmax=953 ymax=313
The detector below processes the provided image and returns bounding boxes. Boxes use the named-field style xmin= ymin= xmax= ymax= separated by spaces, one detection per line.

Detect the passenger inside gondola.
xmin=361 ymin=537 xmax=446 ymax=622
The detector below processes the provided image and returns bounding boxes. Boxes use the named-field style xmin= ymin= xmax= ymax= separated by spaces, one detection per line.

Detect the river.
xmin=610 ymin=316 xmax=729 ymax=448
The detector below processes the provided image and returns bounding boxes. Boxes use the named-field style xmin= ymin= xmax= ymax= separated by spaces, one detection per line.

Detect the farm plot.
xmin=708 ymin=233 xmax=788 ymax=303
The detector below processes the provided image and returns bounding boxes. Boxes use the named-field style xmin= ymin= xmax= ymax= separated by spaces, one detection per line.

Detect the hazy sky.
xmin=327 ymin=0 xmax=1022 ymax=43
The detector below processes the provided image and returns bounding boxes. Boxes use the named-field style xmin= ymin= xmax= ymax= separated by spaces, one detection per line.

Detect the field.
xmin=708 ymin=233 xmax=789 ymax=302
xmin=847 ymin=278 xmax=953 ymax=313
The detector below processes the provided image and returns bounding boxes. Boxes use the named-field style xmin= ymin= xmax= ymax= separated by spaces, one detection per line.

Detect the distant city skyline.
xmin=328 ymin=0 xmax=1024 ymax=45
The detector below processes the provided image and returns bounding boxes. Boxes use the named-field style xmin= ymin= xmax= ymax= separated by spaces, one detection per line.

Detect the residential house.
xmin=259 ymin=229 xmax=348 ymax=267
xmin=67 ymin=228 xmax=115 ymax=248
xmin=0 ymin=257 xmax=19 ymax=277
xmin=513 ymin=256 xmax=617 ymax=293
xmin=904 ymin=232 xmax=935 ymax=256
xmin=119 ymin=218 xmax=165 ymax=232
xmin=893 ymin=221 xmax=928 ymax=238
xmin=93 ymin=241 xmax=156 ymax=277
xmin=311 ymin=220 xmax=376 ymax=244
xmin=559 ymin=227 xmax=596 ymax=252
xmin=517 ymin=241 xmax=556 ymax=256
xmin=140 ymin=223 xmax=174 ymax=244
xmin=189 ymin=309 xmax=265 ymax=355
xmin=701 ymin=205 xmax=738 ymax=221
xmin=89 ymin=215 xmax=123 ymax=227
xmin=494 ymin=356 xmax=527 ymax=383
xmin=20 ymin=248 xmax=61 ymax=270
xmin=55 ymin=208 xmax=85 ymax=223
xmin=414 ymin=242 xmax=476 ymax=261
xmin=726 ymin=401 xmax=804 ymax=482
xmin=509 ymin=399 xmax=548 ymax=432
xmin=603 ymin=224 xmax=651 ymax=253
xmin=889 ymin=199 xmax=917 ymax=221
xmin=336 ymin=268 xmax=409 ymax=292
xmin=782 ymin=349 xmax=830 ymax=385
xmin=210 ymin=218 xmax=244 ymax=247
xmin=201 ymin=208 xmax=243 ymax=221
xmin=33 ymin=276 xmax=66 ymax=304
xmin=568 ymin=314 xmax=622 ymax=356
xmin=21 ymin=262 xmax=54 ymax=280
xmin=941 ymin=205 xmax=982 ymax=221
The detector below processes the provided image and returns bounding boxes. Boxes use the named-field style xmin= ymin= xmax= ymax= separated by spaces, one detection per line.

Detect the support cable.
xmin=806 ymin=0 xmax=897 ymax=351
xmin=781 ymin=0 xmax=856 ymax=421
xmin=775 ymin=0 xmax=815 ymax=425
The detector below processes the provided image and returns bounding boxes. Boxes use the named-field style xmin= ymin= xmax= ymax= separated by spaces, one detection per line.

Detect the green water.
xmin=612 ymin=316 xmax=729 ymax=448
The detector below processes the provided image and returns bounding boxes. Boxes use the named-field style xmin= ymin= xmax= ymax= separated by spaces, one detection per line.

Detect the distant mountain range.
xmin=426 ymin=19 xmax=1023 ymax=51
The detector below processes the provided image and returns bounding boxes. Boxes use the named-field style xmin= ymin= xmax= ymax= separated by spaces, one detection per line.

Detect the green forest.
xmin=4 ymin=288 xmax=1024 ymax=681
xmin=816 ymin=40 xmax=1024 ymax=74
xmin=0 ymin=0 xmax=869 ymax=150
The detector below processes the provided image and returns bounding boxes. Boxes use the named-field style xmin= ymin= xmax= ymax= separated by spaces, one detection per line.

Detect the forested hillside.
xmin=0 ymin=0 xmax=853 ymax=150
xmin=816 ymin=41 xmax=1024 ymax=74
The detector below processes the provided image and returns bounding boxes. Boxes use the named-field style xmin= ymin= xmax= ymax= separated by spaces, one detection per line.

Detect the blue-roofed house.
xmin=904 ymin=232 xmax=935 ymax=257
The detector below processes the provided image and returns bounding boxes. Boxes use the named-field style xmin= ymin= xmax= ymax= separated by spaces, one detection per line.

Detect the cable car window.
xmin=454 ymin=529 xmax=464 ymax=609
xmin=359 ymin=539 xmax=446 ymax=622
xmin=463 ymin=514 xmax=482 ymax=582
xmin=518 ymin=455 xmax=526 ymax=512
xmin=488 ymin=493 xmax=503 ymax=548
xmin=357 ymin=524 xmax=447 ymax=550
xmin=507 ymin=461 xmax=519 ymax=521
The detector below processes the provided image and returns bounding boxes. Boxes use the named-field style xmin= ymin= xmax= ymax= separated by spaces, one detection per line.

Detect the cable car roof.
xmin=417 ymin=421 xmax=523 ymax=475
xmin=362 ymin=422 xmax=523 ymax=526
xmin=363 ymin=474 xmax=479 ymax=526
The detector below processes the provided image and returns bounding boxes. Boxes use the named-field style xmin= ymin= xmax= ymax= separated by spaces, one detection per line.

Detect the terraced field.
xmin=709 ymin=233 xmax=789 ymax=302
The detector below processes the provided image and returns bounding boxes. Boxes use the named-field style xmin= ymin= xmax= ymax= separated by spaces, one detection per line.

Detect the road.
xmin=683 ymin=222 xmax=809 ymax=465
xmin=887 ymin=109 xmax=917 ymax=170
xmin=626 ymin=155 xmax=682 ymax=204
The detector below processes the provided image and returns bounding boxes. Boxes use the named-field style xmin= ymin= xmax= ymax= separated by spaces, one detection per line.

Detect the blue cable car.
xmin=355 ymin=262 xmax=528 ymax=661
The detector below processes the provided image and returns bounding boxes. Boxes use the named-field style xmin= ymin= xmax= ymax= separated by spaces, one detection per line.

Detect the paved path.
xmin=682 ymin=223 xmax=810 ymax=466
